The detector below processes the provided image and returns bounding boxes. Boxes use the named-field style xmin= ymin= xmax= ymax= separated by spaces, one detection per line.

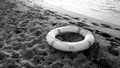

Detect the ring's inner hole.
xmin=56 ymin=32 xmax=84 ymax=42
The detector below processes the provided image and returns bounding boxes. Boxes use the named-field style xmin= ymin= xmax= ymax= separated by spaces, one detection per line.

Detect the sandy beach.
xmin=0 ymin=0 xmax=120 ymax=68
xmin=43 ymin=0 xmax=120 ymax=26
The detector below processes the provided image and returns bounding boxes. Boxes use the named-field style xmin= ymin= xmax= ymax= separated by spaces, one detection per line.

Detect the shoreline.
xmin=43 ymin=0 xmax=120 ymax=26
xmin=31 ymin=0 xmax=120 ymax=28
xmin=29 ymin=1 xmax=120 ymax=38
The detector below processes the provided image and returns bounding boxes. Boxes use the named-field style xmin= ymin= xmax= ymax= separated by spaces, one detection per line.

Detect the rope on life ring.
xmin=46 ymin=25 xmax=95 ymax=52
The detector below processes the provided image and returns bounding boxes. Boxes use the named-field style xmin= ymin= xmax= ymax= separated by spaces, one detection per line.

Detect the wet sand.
xmin=43 ymin=0 xmax=120 ymax=26
xmin=0 ymin=0 xmax=120 ymax=68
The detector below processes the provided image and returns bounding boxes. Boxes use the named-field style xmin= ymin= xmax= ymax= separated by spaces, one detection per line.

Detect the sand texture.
xmin=0 ymin=0 xmax=120 ymax=68
xmin=43 ymin=0 xmax=120 ymax=26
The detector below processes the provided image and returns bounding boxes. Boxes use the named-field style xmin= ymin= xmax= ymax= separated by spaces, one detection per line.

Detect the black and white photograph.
xmin=0 ymin=0 xmax=120 ymax=68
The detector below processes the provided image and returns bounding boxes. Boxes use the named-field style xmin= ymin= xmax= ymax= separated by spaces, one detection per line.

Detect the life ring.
xmin=46 ymin=25 xmax=95 ymax=52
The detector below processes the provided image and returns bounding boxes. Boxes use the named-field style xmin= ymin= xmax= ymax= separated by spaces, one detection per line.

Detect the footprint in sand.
xmin=77 ymin=22 xmax=90 ymax=27
xmin=107 ymin=46 xmax=119 ymax=56
xmin=113 ymin=28 xmax=120 ymax=31
xmin=100 ymin=23 xmax=113 ymax=29
xmin=110 ymin=42 xmax=120 ymax=47
xmin=106 ymin=37 xmax=120 ymax=57
xmin=55 ymin=14 xmax=70 ymax=20
xmin=91 ymin=22 xmax=100 ymax=26
xmin=106 ymin=38 xmax=120 ymax=45
xmin=0 ymin=51 xmax=9 ymax=63
xmin=45 ymin=10 xmax=56 ymax=15
xmin=0 ymin=42 xmax=4 ymax=50
xmin=95 ymin=30 xmax=112 ymax=38
xmin=72 ymin=17 xmax=80 ymax=20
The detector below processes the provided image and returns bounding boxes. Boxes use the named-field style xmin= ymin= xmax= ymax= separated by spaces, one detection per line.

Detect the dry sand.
xmin=0 ymin=0 xmax=120 ymax=68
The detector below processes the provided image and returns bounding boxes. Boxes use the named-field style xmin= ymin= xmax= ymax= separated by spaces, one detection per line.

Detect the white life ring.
xmin=46 ymin=25 xmax=95 ymax=52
